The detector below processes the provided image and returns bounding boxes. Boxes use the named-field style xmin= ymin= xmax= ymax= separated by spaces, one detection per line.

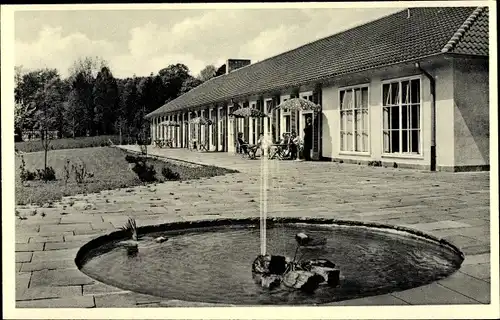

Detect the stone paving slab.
xmin=13 ymin=146 xmax=491 ymax=308
xmin=16 ymin=296 xmax=95 ymax=308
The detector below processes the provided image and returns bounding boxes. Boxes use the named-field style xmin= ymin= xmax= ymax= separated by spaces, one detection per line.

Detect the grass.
xmin=15 ymin=146 xmax=237 ymax=205
xmin=15 ymin=135 xmax=122 ymax=153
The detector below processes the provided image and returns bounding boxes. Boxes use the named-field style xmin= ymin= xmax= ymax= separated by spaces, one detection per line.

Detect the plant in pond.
xmin=121 ymin=217 xmax=138 ymax=241
xmin=161 ymin=166 xmax=180 ymax=181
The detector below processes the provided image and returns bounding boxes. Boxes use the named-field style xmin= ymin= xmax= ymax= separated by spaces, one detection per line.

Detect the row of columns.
xmin=148 ymin=90 xmax=319 ymax=155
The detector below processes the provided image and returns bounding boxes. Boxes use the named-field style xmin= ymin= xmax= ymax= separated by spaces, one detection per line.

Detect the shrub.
xmin=368 ymin=160 xmax=382 ymax=167
xmin=72 ymin=161 xmax=94 ymax=184
xmin=63 ymin=159 xmax=71 ymax=184
xmin=36 ymin=167 xmax=56 ymax=181
xmin=161 ymin=166 xmax=180 ymax=181
xmin=19 ymin=156 xmax=36 ymax=181
xmin=125 ymin=155 xmax=142 ymax=163
xmin=132 ymin=161 xmax=157 ymax=182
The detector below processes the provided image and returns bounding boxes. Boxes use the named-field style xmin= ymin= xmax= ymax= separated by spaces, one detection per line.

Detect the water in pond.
xmin=79 ymin=224 xmax=462 ymax=305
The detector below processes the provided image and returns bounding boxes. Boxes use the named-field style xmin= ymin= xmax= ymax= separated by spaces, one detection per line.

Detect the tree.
xmin=198 ymin=65 xmax=217 ymax=82
xmin=119 ymin=77 xmax=140 ymax=143
xmin=93 ymin=66 xmax=119 ymax=135
xmin=14 ymin=102 xmax=36 ymax=141
xmin=67 ymin=56 xmax=107 ymax=136
xmin=15 ymin=68 xmax=61 ymax=140
xmin=158 ymin=64 xmax=191 ymax=101
xmin=32 ymin=77 xmax=64 ymax=171
xmin=180 ymin=76 xmax=203 ymax=95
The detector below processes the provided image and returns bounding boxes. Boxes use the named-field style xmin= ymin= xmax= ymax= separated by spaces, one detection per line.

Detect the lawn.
xmin=15 ymin=135 xmax=122 ymax=153
xmin=15 ymin=146 xmax=237 ymax=205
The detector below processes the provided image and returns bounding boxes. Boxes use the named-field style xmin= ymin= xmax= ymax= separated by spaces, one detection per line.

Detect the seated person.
xmin=289 ymin=131 xmax=299 ymax=160
xmin=237 ymin=132 xmax=257 ymax=155
xmin=237 ymin=132 xmax=247 ymax=153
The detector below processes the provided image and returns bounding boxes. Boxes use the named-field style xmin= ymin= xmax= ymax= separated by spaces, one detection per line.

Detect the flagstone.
xmin=30 ymin=269 xmax=95 ymax=287
xmin=20 ymin=259 xmax=76 ymax=272
xmin=438 ymin=271 xmax=490 ymax=303
xmin=16 ymin=296 xmax=95 ymax=308
xmin=17 ymin=285 xmax=82 ymax=301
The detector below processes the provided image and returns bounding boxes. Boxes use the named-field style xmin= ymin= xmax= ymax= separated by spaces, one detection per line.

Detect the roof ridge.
xmin=441 ymin=6 xmax=485 ymax=53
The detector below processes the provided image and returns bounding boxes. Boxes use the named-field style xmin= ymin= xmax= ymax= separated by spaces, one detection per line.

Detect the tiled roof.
xmin=442 ymin=7 xmax=489 ymax=55
xmin=147 ymin=6 xmax=488 ymax=118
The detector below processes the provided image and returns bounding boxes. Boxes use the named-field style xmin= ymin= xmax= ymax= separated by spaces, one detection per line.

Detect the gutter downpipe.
xmin=415 ymin=62 xmax=437 ymax=172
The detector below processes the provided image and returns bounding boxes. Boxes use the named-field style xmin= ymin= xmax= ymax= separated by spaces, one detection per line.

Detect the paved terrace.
xmin=14 ymin=145 xmax=491 ymax=307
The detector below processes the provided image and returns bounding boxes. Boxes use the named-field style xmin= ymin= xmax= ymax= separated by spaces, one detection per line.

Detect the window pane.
xmin=383 ymin=131 xmax=390 ymax=153
xmin=383 ymin=84 xmax=391 ymax=106
xmin=355 ymin=133 xmax=362 ymax=152
xmin=346 ymin=110 xmax=353 ymax=128
xmin=402 ymin=81 xmax=410 ymax=104
xmin=355 ymin=110 xmax=361 ymax=131
xmin=347 ymin=132 xmax=352 ymax=151
xmin=340 ymin=91 xmax=345 ymax=110
xmin=391 ymin=130 xmax=400 ymax=153
xmin=361 ymin=88 xmax=368 ymax=109
xmin=354 ymin=89 xmax=361 ymax=109
xmin=383 ymin=107 xmax=390 ymax=130
xmin=402 ymin=130 xmax=409 ymax=153
xmin=340 ymin=132 xmax=345 ymax=151
xmin=411 ymin=105 xmax=420 ymax=129
xmin=344 ymin=90 xmax=353 ymax=110
xmin=411 ymin=79 xmax=420 ymax=103
xmin=391 ymin=82 xmax=400 ymax=105
xmin=362 ymin=110 xmax=369 ymax=131
xmin=402 ymin=105 xmax=408 ymax=129
xmin=340 ymin=111 xmax=346 ymax=131
xmin=411 ymin=130 xmax=420 ymax=153
xmin=362 ymin=132 xmax=369 ymax=152
xmin=390 ymin=106 xmax=400 ymax=129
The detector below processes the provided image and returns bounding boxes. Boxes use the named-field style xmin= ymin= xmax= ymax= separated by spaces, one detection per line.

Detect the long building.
xmin=146 ymin=7 xmax=489 ymax=172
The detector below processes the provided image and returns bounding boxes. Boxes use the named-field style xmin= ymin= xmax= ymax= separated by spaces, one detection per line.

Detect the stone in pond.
xmin=295 ymin=232 xmax=327 ymax=247
xmin=252 ymin=273 xmax=282 ymax=289
xmin=282 ymin=270 xmax=324 ymax=293
xmin=154 ymin=236 xmax=168 ymax=243
xmin=252 ymin=255 xmax=290 ymax=275
xmin=301 ymin=259 xmax=340 ymax=287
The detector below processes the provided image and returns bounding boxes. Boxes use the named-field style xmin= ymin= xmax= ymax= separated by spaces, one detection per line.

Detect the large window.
xmin=382 ymin=78 xmax=421 ymax=154
xmin=340 ymin=86 xmax=369 ymax=152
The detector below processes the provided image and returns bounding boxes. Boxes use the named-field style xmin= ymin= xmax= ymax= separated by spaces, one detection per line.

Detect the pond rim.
xmin=74 ymin=216 xmax=465 ymax=306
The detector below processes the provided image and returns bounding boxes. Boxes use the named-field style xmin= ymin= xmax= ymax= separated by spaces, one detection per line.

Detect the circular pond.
xmin=76 ymin=218 xmax=464 ymax=305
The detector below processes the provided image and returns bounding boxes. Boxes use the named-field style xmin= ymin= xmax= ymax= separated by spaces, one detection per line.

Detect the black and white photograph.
xmin=1 ymin=2 xmax=498 ymax=319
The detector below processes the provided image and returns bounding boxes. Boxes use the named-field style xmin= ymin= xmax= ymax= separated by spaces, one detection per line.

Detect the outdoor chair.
xmin=237 ymin=141 xmax=258 ymax=159
xmin=165 ymin=138 xmax=173 ymax=148
xmin=198 ymin=141 xmax=209 ymax=152
xmin=189 ymin=139 xmax=197 ymax=151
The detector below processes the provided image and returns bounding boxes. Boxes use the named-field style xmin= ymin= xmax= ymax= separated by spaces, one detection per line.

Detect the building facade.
xmin=146 ymin=7 xmax=490 ymax=172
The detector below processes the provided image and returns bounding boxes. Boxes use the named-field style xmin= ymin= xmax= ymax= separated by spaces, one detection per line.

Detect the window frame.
xmin=381 ymin=75 xmax=424 ymax=159
xmin=338 ymin=83 xmax=371 ymax=155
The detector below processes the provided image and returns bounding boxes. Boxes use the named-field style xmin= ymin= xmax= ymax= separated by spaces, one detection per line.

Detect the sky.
xmin=14 ymin=6 xmax=404 ymax=79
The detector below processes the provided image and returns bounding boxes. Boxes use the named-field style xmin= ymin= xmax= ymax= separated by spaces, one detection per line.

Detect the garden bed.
xmin=15 ymin=146 xmax=237 ymax=205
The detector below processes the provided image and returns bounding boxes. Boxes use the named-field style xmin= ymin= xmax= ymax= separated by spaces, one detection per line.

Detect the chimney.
xmin=226 ymin=59 xmax=251 ymax=74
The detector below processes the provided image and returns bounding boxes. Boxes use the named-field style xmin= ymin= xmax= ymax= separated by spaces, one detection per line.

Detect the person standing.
xmin=303 ymin=116 xmax=313 ymax=161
